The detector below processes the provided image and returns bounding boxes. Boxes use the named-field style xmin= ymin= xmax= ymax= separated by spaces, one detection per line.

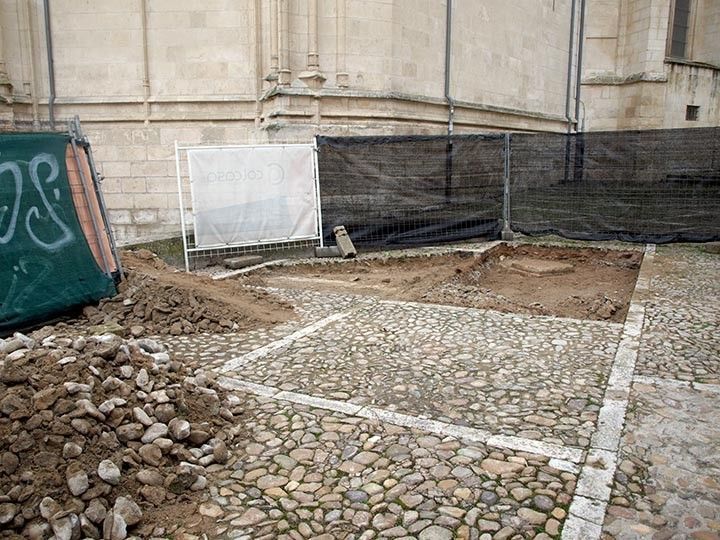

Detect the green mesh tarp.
xmin=0 ymin=132 xmax=116 ymax=332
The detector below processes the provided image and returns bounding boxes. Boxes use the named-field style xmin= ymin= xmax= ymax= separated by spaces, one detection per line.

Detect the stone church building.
xmin=0 ymin=0 xmax=717 ymax=243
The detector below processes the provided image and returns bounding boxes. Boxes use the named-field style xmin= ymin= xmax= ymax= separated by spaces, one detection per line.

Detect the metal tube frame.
xmin=71 ymin=117 xmax=123 ymax=277
xmin=174 ymin=142 xmax=324 ymax=272
xmin=174 ymin=141 xmax=191 ymax=272
xmin=313 ymin=136 xmax=325 ymax=248
xmin=186 ymin=234 xmax=321 ymax=252
xmin=175 ymin=143 xmax=312 ymax=151
xmin=69 ymin=136 xmax=112 ymax=276
xmin=501 ymin=133 xmax=514 ymax=240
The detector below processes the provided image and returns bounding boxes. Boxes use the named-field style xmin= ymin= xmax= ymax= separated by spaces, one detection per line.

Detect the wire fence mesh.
xmin=317 ymin=127 xmax=720 ymax=246
xmin=510 ymin=127 xmax=720 ymax=242
xmin=317 ymin=134 xmax=506 ymax=246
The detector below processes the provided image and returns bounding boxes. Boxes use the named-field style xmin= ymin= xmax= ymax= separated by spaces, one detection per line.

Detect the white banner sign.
xmin=187 ymin=145 xmax=318 ymax=248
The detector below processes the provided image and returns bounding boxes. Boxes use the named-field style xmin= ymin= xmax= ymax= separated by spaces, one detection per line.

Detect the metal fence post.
xmin=501 ymin=133 xmax=514 ymax=241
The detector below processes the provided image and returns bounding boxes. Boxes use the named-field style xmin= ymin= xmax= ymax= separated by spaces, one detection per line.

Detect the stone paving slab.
xmin=224 ymin=299 xmax=623 ymax=449
xmin=635 ymin=246 xmax=720 ymax=384
xmin=205 ymin=390 xmax=578 ymax=540
xmin=602 ymin=379 xmax=720 ymax=540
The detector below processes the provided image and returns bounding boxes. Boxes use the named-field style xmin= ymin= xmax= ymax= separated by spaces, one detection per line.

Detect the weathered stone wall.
xmin=0 ymin=0 xmax=717 ymax=243
xmin=583 ymin=0 xmax=720 ymax=130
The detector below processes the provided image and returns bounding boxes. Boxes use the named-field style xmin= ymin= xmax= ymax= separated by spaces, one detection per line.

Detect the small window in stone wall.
xmin=686 ymin=105 xmax=700 ymax=121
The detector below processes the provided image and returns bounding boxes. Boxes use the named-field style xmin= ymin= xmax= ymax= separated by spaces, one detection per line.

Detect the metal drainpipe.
xmin=140 ymin=0 xmax=151 ymax=125
xmin=573 ymin=0 xmax=587 ymax=183
xmin=574 ymin=0 xmax=586 ymax=131
xmin=565 ymin=0 xmax=577 ymax=133
xmin=43 ymin=0 xmax=55 ymax=129
xmin=444 ymin=0 xmax=454 ymax=136
xmin=444 ymin=0 xmax=454 ymax=201
xmin=563 ymin=0 xmax=578 ymax=184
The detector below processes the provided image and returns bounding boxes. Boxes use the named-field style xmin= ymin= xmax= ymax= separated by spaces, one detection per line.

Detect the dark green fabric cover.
xmin=0 ymin=132 xmax=116 ymax=332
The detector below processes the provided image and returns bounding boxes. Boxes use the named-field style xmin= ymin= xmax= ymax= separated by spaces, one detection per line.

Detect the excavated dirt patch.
xmin=246 ymin=244 xmax=642 ymax=323
xmin=74 ymin=250 xmax=294 ymax=337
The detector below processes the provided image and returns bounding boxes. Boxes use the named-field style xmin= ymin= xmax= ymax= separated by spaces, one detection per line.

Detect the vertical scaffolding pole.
xmin=313 ymin=136 xmax=325 ymax=248
xmin=501 ymin=133 xmax=514 ymax=241
xmin=174 ymin=141 xmax=191 ymax=272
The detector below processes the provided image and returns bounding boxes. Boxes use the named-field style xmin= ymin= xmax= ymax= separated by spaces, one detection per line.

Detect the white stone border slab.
xmin=376 ymin=298 xmax=623 ymax=329
xmin=357 ymin=407 xmax=492 ymax=444
xmin=487 ymin=434 xmax=583 ymax=463
xmin=211 ymin=259 xmax=290 ymax=280
xmin=549 ymin=458 xmax=580 ymax=474
xmin=219 ymin=311 xmax=351 ymax=373
xmin=633 ymin=375 xmax=720 ymax=394
xmin=217 ymin=375 xmax=586 ymax=463
xmin=562 ymin=244 xmax=655 ymax=540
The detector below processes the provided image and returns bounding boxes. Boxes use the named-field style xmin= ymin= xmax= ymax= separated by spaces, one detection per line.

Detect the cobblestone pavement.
xmin=601 ymin=245 xmax=720 ymax=540
xmin=223 ymin=301 xmax=620 ymax=449
xmin=197 ymin=392 xmax=577 ymax=540
xmin=602 ymin=379 xmax=720 ymax=540
xmin=635 ymin=246 xmax=720 ymax=385
xmin=166 ymin=289 xmax=372 ymax=369
xmin=160 ymin=241 xmax=719 ymax=539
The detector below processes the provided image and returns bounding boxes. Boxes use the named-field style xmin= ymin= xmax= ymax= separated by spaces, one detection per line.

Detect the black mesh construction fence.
xmin=510 ymin=127 xmax=720 ymax=243
xmin=317 ymin=127 xmax=720 ymax=246
xmin=316 ymin=134 xmax=506 ymax=245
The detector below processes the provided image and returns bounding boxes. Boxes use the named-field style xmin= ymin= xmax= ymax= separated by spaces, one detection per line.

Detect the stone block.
xmin=333 ymin=226 xmax=357 ymax=259
xmin=314 ymin=246 xmax=341 ymax=258
xmin=131 ymin=161 xmax=168 ymax=178
xmin=132 ymin=210 xmax=158 ymax=225
xmin=108 ymin=210 xmax=133 ymax=225
xmin=223 ymin=255 xmax=263 ymax=270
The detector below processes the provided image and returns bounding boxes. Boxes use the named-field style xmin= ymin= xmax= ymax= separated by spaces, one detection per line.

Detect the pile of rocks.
xmin=83 ymin=271 xmax=243 ymax=337
xmin=0 ymin=328 xmax=243 ymax=539
xmin=78 ymin=249 xmax=291 ymax=337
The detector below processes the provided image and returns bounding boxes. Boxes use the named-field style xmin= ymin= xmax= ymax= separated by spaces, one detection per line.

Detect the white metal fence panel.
xmin=185 ymin=144 xmax=319 ymax=249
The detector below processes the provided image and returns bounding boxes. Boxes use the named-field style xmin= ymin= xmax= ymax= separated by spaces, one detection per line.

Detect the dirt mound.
xmin=249 ymin=244 xmax=642 ymax=323
xmin=80 ymin=250 xmax=293 ymax=337
xmin=421 ymin=245 xmax=641 ymax=322
xmin=0 ymin=327 xmax=244 ymax=539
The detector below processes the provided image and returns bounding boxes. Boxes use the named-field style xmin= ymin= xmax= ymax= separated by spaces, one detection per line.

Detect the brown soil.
xmin=246 ymin=244 xmax=642 ymax=323
xmin=77 ymin=249 xmax=294 ymax=336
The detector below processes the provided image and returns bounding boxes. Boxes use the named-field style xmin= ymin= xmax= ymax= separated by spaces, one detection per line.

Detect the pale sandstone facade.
xmin=584 ymin=0 xmax=720 ymax=129
xmin=0 ymin=0 xmax=717 ymax=243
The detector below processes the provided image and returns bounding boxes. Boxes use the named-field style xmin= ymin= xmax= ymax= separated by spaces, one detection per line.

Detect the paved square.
xmin=224 ymin=299 xmax=622 ymax=449
xmin=158 ymin=241 xmax=720 ymax=540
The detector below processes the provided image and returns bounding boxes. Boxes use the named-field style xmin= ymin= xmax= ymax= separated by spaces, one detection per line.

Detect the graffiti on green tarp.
xmin=0 ymin=133 xmax=115 ymax=332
